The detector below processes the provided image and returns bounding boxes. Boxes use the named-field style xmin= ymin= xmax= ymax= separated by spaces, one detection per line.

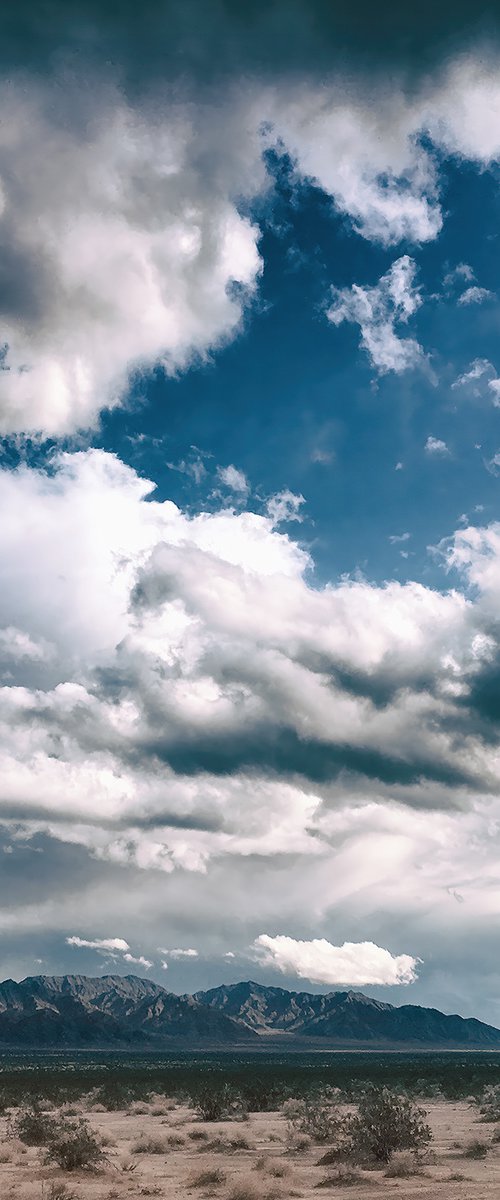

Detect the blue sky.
xmin=91 ymin=151 xmax=500 ymax=590
xmin=4 ymin=1 xmax=500 ymax=1022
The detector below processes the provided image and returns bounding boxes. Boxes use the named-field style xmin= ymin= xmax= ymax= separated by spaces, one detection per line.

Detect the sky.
xmin=4 ymin=1 xmax=500 ymax=1024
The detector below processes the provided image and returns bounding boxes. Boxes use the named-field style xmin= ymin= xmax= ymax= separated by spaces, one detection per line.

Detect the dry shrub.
xmin=478 ymin=1085 xmax=500 ymax=1122
xmin=283 ymin=1092 xmax=342 ymax=1144
xmin=44 ymin=1185 xmax=77 ymax=1200
xmin=385 ymin=1151 xmax=423 ymax=1177
xmin=226 ymin=1183 xmax=259 ymax=1200
xmin=286 ymin=1131 xmax=310 ymax=1153
xmin=267 ymin=1161 xmax=291 ymax=1177
xmin=131 ymin=1135 xmax=167 ymax=1154
xmin=188 ymin=1128 xmax=208 ymax=1141
xmin=463 ymin=1138 xmax=489 ymax=1159
xmin=188 ymin=1167 xmax=227 ymax=1187
xmin=315 ymin=1167 xmax=364 ymax=1188
xmin=166 ymin=1132 xmax=185 ymax=1148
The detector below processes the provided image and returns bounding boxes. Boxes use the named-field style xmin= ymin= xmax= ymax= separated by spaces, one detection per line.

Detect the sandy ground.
xmin=1 ymin=1098 xmax=500 ymax=1199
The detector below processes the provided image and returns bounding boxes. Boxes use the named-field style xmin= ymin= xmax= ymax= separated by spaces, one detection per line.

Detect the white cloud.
xmin=254 ymin=934 xmax=420 ymax=986
xmin=452 ymin=358 xmax=493 ymax=389
xmin=66 ymin=936 xmax=130 ymax=952
xmin=389 ymin=532 xmax=411 ymax=544
xmin=425 ymin=436 xmax=449 ymax=455
xmin=0 ymin=80 xmax=264 ymax=436
xmin=3 ymin=448 xmax=500 ymax=1006
xmin=123 ymin=952 xmax=153 ymax=970
xmin=3 ymin=56 xmax=500 ymax=436
xmin=216 ymin=465 xmax=249 ymax=495
xmin=488 ymin=379 xmax=500 ymax=406
xmin=266 ymin=489 xmax=305 ymax=524
xmin=158 ymin=947 xmax=198 ymax=959
xmin=327 ymin=256 xmax=423 ymax=373
xmin=458 ymin=286 xmax=493 ymax=306
xmin=443 ymin=263 xmax=475 ymax=289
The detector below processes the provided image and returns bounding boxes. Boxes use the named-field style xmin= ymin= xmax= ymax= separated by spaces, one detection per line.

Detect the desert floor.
xmin=1 ymin=1097 xmax=500 ymax=1200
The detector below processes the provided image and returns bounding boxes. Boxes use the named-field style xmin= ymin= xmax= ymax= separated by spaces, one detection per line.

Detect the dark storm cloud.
xmin=2 ymin=0 xmax=499 ymax=84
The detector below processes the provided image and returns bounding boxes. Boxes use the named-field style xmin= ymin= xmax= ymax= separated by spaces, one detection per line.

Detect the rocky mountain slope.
xmin=195 ymin=980 xmax=500 ymax=1047
xmin=0 ymin=974 xmax=257 ymax=1047
xmin=0 ymin=974 xmax=499 ymax=1048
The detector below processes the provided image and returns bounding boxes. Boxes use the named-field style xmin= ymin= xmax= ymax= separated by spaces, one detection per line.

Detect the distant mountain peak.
xmin=0 ymin=974 xmax=498 ymax=1049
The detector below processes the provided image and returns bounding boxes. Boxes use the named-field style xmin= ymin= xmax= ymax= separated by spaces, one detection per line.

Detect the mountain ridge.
xmin=0 ymin=974 xmax=498 ymax=1049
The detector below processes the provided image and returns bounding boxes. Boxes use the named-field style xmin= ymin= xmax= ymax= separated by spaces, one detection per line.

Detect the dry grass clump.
xmin=315 ymin=1167 xmax=365 ymax=1188
xmin=385 ymin=1151 xmax=423 ymax=1177
xmin=225 ymin=1182 xmax=259 ymax=1200
xmin=201 ymin=1133 xmax=252 ymax=1153
xmin=43 ymin=1185 xmax=77 ymax=1200
xmin=131 ymin=1134 xmax=168 ymax=1155
xmin=188 ymin=1166 xmax=227 ymax=1187
xmin=286 ymin=1132 xmax=311 ymax=1153
xmin=188 ymin=1128 xmax=209 ymax=1141
xmin=267 ymin=1161 xmax=291 ymax=1177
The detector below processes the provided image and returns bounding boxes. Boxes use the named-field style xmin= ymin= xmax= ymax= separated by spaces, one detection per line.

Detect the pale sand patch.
xmin=0 ymin=1100 xmax=499 ymax=1198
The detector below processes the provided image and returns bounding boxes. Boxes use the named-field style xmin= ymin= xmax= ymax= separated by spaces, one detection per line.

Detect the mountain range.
xmin=0 ymin=974 xmax=498 ymax=1049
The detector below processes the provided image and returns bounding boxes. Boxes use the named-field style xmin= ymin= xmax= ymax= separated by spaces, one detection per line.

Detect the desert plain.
xmin=1 ymin=1096 xmax=500 ymax=1200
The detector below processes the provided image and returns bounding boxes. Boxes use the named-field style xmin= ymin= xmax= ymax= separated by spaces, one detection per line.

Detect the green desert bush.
xmin=44 ymin=1117 xmax=105 ymax=1172
xmin=12 ymin=1105 xmax=57 ymax=1146
xmin=192 ymin=1083 xmax=247 ymax=1122
xmin=348 ymin=1088 xmax=432 ymax=1164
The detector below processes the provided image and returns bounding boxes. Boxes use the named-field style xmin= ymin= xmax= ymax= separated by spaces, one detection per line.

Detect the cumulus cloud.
xmin=66 ymin=936 xmax=130 ymax=952
xmin=3 ymin=50 xmax=500 ymax=434
xmin=0 ymin=79 xmax=264 ymax=436
xmin=425 ymin=436 xmax=449 ymax=455
xmin=254 ymin=934 xmax=420 ymax=986
xmin=327 ymin=257 xmax=423 ymax=374
xmin=1 ymin=450 xmax=500 ymax=1006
